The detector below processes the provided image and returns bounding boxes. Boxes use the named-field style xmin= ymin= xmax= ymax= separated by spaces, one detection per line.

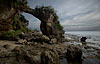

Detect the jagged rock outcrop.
xmin=0 ymin=46 xmax=41 ymax=64
xmin=12 ymin=14 xmax=29 ymax=31
xmin=0 ymin=0 xmax=28 ymax=36
xmin=0 ymin=0 xmax=64 ymax=43
xmin=0 ymin=40 xmax=68 ymax=64
xmin=41 ymin=50 xmax=60 ymax=64
xmin=66 ymin=45 xmax=82 ymax=60
xmin=0 ymin=0 xmax=16 ymax=33
xmin=23 ymin=6 xmax=65 ymax=43
xmin=18 ymin=30 xmax=50 ymax=43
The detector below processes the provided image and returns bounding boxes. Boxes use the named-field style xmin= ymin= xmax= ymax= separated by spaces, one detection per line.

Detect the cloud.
xmin=61 ymin=9 xmax=100 ymax=31
xmin=59 ymin=0 xmax=100 ymax=31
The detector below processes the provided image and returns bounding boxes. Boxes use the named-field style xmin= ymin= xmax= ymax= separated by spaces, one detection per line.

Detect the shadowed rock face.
xmin=0 ymin=0 xmax=16 ymax=33
xmin=0 ymin=0 xmax=64 ymax=43
xmin=66 ymin=46 xmax=82 ymax=60
xmin=0 ymin=0 xmax=28 ymax=34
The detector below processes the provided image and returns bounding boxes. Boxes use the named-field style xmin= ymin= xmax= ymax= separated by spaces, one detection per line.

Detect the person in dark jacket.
xmin=80 ymin=37 xmax=87 ymax=42
xmin=80 ymin=37 xmax=87 ymax=46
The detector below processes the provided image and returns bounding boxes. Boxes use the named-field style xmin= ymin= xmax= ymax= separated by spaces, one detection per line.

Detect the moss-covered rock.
xmin=55 ymin=24 xmax=63 ymax=30
xmin=0 ymin=0 xmax=29 ymax=36
xmin=12 ymin=14 xmax=29 ymax=32
xmin=1 ymin=30 xmax=22 ymax=38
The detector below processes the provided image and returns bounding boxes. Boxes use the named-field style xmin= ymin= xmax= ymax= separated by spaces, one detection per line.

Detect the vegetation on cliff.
xmin=12 ymin=14 xmax=29 ymax=32
xmin=0 ymin=0 xmax=29 ymax=38
xmin=1 ymin=30 xmax=22 ymax=38
xmin=0 ymin=0 xmax=64 ymax=42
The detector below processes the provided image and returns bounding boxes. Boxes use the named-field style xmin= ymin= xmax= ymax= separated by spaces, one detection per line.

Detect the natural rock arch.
xmin=22 ymin=6 xmax=65 ymax=42
xmin=0 ymin=0 xmax=64 ymax=43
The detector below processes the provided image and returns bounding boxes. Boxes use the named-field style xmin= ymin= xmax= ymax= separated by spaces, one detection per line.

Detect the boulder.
xmin=26 ymin=42 xmax=33 ymax=45
xmin=66 ymin=46 xmax=82 ymax=60
xmin=16 ymin=39 xmax=27 ymax=44
xmin=3 ymin=44 xmax=10 ymax=49
xmin=42 ymin=35 xmax=50 ymax=42
xmin=51 ymin=38 xmax=57 ymax=43
xmin=0 ymin=46 xmax=41 ymax=64
xmin=41 ymin=50 xmax=60 ymax=64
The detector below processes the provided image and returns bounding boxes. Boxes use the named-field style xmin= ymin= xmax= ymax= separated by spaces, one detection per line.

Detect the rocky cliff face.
xmin=35 ymin=6 xmax=65 ymax=43
xmin=12 ymin=14 xmax=29 ymax=31
xmin=0 ymin=0 xmax=16 ymax=33
xmin=0 ymin=0 xmax=64 ymax=42
xmin=22 ymin=6 xmax=65 ymax=43
xmin=0 ymin=0 xmax=28 ymax=35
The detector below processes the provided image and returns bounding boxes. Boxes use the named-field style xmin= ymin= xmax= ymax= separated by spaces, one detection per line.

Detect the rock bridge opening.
xmin=22 ymin=12 xmax=41 ymax=31
xmin=22 ymin=6 xmax=65 ymax=42
xmin=0 ymin=2 xmax=64 ymax=42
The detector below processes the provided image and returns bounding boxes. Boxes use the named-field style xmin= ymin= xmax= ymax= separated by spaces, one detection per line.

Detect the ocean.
xmin=64 ymin=31 xmax=100 ymax=64
xmin=65 ymin=31 xmax=100 ymax=36
xmin=65 ymin=31 xmax=100 ymax=44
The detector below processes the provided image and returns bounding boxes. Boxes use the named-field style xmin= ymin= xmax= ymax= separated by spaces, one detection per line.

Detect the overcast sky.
xmin=23 ymin=0 xmax=100 ymax=31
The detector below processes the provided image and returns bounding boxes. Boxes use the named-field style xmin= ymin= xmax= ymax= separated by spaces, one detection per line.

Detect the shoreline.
xmin=64 ymin=33 xmax=100 ymax=64
xmin=0 ymin=32 xmax=100 ymax=64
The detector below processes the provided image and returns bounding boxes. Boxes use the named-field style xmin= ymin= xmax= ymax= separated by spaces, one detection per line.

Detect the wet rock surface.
xmin=66 ymin=45 xmax=82 ymax=60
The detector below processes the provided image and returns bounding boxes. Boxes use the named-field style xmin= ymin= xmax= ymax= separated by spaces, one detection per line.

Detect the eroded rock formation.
xmin=0 ymin=0 xmax=28 ymax=36
xmin=22 ymin=6 xmax=65 ymax=43
xmin=0 ymin=0 xmax=64 ymax=43
xmin=0 ymin=0 xmax=16 ymax=33
xmin=0 ymin=40 xmax=67 ymax=64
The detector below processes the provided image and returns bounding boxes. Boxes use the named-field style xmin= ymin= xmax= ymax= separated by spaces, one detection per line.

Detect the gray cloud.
xmin=23 ymin=0 xmax=100 ymax=31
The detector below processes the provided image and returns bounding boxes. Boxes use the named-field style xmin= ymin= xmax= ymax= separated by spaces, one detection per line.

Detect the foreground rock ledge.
xmin=0 ymin=40 xmax=82 ymax=64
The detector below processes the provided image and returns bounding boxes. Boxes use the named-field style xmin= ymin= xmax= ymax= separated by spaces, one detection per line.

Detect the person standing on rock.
xmin=80 ymin=37 xmax=87 ymax=46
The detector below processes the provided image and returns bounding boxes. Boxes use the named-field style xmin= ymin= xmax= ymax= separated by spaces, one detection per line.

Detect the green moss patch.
xmin=1 ymin=30 xmax=22 ymax=38
xmin=55 ymin=24 xmax=63 ymax=30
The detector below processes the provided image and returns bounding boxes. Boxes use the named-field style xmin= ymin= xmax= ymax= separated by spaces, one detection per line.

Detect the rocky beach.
xmin=64 ymin=32 xmax=100 ymax=64
xmin=0 ymin=0 xmax=100 ymax=64
xmin=0 ymin=31 xmax=100 ymax=64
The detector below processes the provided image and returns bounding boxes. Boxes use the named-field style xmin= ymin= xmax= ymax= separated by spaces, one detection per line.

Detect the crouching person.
xmin=80 ymin=37 xmax=87 ymax=46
